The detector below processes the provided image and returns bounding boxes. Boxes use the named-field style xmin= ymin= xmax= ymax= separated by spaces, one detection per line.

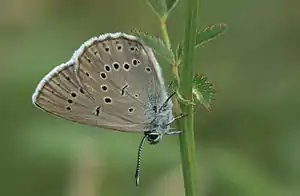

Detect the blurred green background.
xmin=0 ymin=0 xmax=299 ymax=195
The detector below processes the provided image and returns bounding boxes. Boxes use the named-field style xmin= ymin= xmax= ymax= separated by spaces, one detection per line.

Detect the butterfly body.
xmin=144 ymin=100 xmax=173 ymax=144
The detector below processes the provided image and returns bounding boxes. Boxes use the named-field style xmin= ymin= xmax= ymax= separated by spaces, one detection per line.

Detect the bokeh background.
xmin=1 ymin=0 xmax=299 ymax=195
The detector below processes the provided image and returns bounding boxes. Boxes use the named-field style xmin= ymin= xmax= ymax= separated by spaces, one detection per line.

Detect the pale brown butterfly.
xmin=32 ymin=33 xmax=185 ymax=187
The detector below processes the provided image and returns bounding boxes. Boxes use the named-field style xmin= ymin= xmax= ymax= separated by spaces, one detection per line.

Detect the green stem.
xmin=158 ymin=2 xmax=199 ymax=195
xmin=160 ymin=17 xmax=181 ymax=101
xmin=160 ymin=18 xmax=171 ymax=50
xmin=178 ymin=0 xmax=199 ymax=195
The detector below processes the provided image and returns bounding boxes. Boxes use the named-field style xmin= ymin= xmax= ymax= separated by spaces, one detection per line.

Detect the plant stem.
xmin=159 ymin=17 xmax=181 ymax=116
xmin=178 ymin=0 xmax=199 ymax=195
xmin=160 ymin=18 xmax=171 ymax=50
xmin=158 ymin=1 xmax=199 ymax=194
xmin=160 ymin=18 xmax=182 ymax=104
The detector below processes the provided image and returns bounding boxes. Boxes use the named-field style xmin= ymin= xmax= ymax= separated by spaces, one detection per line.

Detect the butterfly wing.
xmin=32 ymin=60 xmax=147 ymax=132
xmin=32 ymin=33 xmax=172 ymax=132
xmin=73 ymin=33 xmax=172 ymax=130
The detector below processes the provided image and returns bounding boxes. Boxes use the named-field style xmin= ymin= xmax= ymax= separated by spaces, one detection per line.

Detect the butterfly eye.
xmin=67 ymin=99 xmax=73 ymax=103
xmin=146 ymin=133 xmax=161 ymax=145
xmin=148 ymin=134 xmax=158 ymax=140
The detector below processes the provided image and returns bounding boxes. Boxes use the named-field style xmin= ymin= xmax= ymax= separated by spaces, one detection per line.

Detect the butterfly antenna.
xmin=135 ymin=134 xmax=147 ymax=187
xmin=159 ymin=92 xmax=176 ymax=112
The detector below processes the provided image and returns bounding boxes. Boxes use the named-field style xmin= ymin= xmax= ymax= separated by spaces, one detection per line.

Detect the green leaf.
xmin=147 ymin=0 xmax=179 ymax=19
xmin=192 ymin=74 xmax=215 ymax=110
xmin=195 ymin=24 xmax=228 ymax=48
xmin=133 ymin=30 xmax=175 ymax=63
xmin=175 ymin=24 xmax=227 ymax=63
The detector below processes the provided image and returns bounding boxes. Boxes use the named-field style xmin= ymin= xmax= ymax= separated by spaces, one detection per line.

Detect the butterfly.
xmin=32 ymin=33 xmax=186 ymax=186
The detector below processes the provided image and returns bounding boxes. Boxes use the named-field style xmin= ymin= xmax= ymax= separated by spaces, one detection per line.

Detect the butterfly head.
xmin=145 ymin=131 xmax=162 ymax=145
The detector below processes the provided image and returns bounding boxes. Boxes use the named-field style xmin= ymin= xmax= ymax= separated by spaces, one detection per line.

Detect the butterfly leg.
xmin=167 ymin=113 xmax=188 ymax=125
xmin=166 ymin=128 xmax=182 ymax=135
